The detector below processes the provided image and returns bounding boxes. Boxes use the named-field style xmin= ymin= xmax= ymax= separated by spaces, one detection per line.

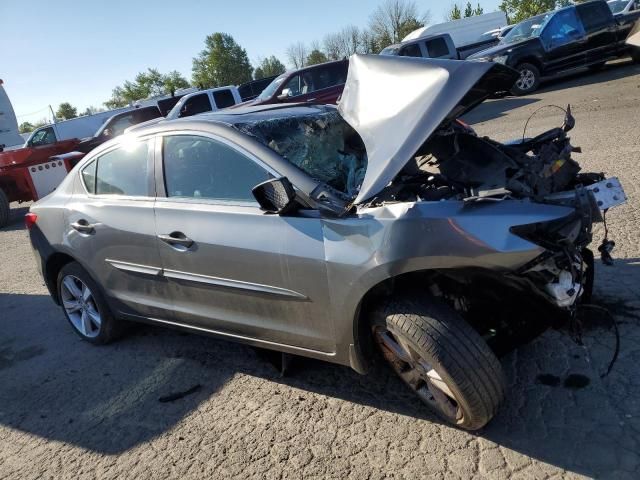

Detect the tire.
xmin=57 ymin=261 xmax=123 ymax=345
xmin=0 ymin=188 xmax=9 ymax=229
xmin=511 ymin=63 xmax=541 ymax=96
xmin=631 ymin=48 xmax=640 ymax=64
xmin=371 ymin=296 xmax=506 ymax=430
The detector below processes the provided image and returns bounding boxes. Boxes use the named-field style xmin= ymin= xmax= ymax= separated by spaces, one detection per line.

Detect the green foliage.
xmin=499 ymin=0 xmax=572 ymax=23
xmin=192 ymin=33 xmax=253 ymax=88
xmin=104 ymin=68 xmax=190 ymax=109
xmin=448 ymin=2 xmax=484 ymax=20
xmin=448 ymin=4 xmax=462 ymax=20
xmin=464 ymin=2 xmax=474 ymax=17
xmin=254 ymin=56 xmax=286 ymax=80
xmin=56 ymin=102 xmax=77 ymax=120
xmin=306 ymin=49 xmax=329 ymax=66
xmin=19 ymin=122 xmax=34 ymax=134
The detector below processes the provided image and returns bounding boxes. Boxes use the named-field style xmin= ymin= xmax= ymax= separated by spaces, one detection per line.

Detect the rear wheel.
xmin=0 ymin=188 xmax=9 ymax=229
xmin=371 ymin=296 xmax=506 ymax=430
xmin=631 ymin=48 xmax=640 ymax=64
xmin=511 ymin=63 xmax=541 ymax=96
xmin=57 ymin=261 xmax=123 ymax=345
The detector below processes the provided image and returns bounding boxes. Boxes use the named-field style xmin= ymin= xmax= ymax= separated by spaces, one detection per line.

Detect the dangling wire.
xmin=521 ymin=104 xmax=568 ymax=143
xmin=578 ymin=304 xmax=620 ymax=378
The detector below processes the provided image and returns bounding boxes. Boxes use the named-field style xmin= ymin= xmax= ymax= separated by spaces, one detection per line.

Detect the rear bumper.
xmin=28 ymin=225 xmax=57 ymax=301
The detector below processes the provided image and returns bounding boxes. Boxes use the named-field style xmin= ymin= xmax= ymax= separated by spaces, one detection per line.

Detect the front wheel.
xmin=371 ymin=296 xmax=506 ymax=430
xmin=511 ymin=63 xmax=541 ymax=96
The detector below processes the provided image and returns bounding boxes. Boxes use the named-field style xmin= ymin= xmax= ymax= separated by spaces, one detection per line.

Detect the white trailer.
xmin=0 ymin=80 xmax=25 ymax=148
xmin=402 ymin=11 xmax=508 ymax=48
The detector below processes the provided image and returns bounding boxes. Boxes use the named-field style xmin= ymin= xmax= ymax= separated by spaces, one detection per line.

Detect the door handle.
xmin=158 ymin=232 xmax=194 ymax=248
xmin=71 ymin=220 xmax=95 ymax=234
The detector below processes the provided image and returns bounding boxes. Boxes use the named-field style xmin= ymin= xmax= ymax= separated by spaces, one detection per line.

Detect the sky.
xmin=2 ymin=0 xmax=502 ymax=123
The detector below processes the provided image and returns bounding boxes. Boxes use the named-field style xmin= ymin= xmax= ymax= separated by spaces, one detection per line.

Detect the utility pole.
xmin=49 ymin=105 xmax=57 ymax=123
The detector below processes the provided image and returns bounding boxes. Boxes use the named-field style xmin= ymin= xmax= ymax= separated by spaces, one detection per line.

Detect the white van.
xmin=165 ymin=86 xmax=242 ymax=119
xmin=0 ymin=80 xmax=25 ymax=148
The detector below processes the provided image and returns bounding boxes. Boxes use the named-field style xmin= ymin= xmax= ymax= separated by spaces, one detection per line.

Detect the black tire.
xmin=0 ymin=188 xmax=9 ymax=229
xmin=631 ymin=48 xmax=640 ymax=64
xmin=511 ymin=63 xmax=541 ymax=96
xmin=57 ymin=261 xmax=123 ymax=345
xmin=371 ymin=296 xmax=506 ymax=430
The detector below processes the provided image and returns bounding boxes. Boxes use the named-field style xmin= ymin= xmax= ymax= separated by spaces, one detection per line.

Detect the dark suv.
xmin=236 ymin=60 xmax=349 ymax=107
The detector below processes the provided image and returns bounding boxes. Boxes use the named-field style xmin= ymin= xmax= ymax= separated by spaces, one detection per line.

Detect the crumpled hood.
xmin=338 ymin=54 xmax=518 ymax=204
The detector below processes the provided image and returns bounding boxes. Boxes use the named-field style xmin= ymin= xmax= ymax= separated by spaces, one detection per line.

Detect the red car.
xmin=235 ymin=60 xmax=349 ymax=107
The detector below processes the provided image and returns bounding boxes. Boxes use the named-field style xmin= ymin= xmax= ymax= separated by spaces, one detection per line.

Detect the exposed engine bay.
xmin=367 ymin=107 xmax=626 ymax=312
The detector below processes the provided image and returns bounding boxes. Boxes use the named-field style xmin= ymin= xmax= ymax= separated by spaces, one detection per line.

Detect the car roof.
xmin=131 ymin=103 xmax=333 ymax=135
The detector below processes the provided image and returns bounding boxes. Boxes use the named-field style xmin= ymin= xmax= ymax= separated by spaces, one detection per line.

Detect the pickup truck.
xmin=379 ymin=32 xmax=500 ymax=60
xmin=468 ymin=0 xmax=640 ymax=94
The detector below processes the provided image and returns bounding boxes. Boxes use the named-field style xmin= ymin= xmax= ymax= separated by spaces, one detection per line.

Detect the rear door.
xmin=153 ymin=132 xmax=335 ymax=353
xmin=576 ymin=1 xmax=617 ymax=63
xmin=66 ymin=137 xmax=173 ymax=320
xmin=540 ymin=8 xmax=588 ymax=73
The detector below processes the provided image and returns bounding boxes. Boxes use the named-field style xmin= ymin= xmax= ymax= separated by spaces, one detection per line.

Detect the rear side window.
xmin=577 ymin=3 xmax=613 ymax=31
xmin=162 ymin=135 xmax=269 ymax=203
xmin=399 ymin=43 xmax=422 ymax=57
xmin=92 ymin=141 xmax=150 ymax=196
xmin=212 ymin=90 xmax=236 ymax=109
xmin=179 ymin=94 xmax=212 ymax=118
xmin=425 ymin=38 xmax=449 ymax=58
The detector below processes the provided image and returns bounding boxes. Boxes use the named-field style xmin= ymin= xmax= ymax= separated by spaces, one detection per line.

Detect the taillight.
xmin=24 ymin=212 xmax=38 ymax=229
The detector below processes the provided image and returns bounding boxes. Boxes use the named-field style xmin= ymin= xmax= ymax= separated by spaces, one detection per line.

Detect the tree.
xmin=474 ymin=2 xmax=484 ymax=15
xmin=19 ymin=122 xmax=34 ymax=134
xmin=81 ymin=106 xmax=106 ymax=116
xmin=192 ymin=33 xmax=253 ymax=88
xmin=56 ymin=102 xmax=77 ymax=120
xmin=499 ymin=0 xmax=572 ymax=23
xmin=104 ymin=68 xmax=190 ymax=109
xmin=447 ymin=4 xmax=462 ymax=20
xmin=369 ymin=0 xmax=431 ymax=49
xmin=464 ymin=1 xmax=474 ymax=17
xmin=306 ymin=49 xmax=329 ymax=66
xmin=286 ymin=41 xmax=308 ymax=69
xmin=254 ymin=56 xmax=286 ymax=80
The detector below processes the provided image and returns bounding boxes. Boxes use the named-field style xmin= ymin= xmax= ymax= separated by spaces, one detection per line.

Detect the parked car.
xmin=27 ymin=54 xmax=627 ymax=430
xmin=402 ymin=11 xmax=507 ymax=46
xmin=608 ymin=0 xmax=640 ymax=15
xmin=235 ymin=60 xmax=348 ymax=107
xmin=468 ymin=0 xmax=640 ymax=94
xmin=166 ymin=86 xmax=242 ymax=119
xmin=76 ymin=106 xmax=162 ymax=153
xmin=380 ymin=32 xmax=498 ymax=60
xmin=238 ymin=75 xmax=279 ymax=102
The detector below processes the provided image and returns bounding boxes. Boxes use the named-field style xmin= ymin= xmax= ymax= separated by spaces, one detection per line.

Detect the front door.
xmin=540 ymin=9 xmax=587 ymax=73
xmin=66 ymin=138 xmax=173 ymax=320
xmin=154 ymin=133 xmax=335 ymax=353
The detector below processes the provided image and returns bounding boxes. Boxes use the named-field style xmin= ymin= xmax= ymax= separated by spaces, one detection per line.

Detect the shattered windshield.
xmin=234 ymin=108 xmax=367 ymax=197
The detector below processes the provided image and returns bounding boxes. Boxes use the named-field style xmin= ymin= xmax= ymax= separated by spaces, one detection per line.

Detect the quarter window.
xmin=163 ymin=135 xmax=269 ymax=203
xmin=81 ymin=160 xmax=97 ymax=193
xmin=94 ymin=141 xmax=150 ymax=196
xmin=425 ymin=38 xmax=449 ymax=58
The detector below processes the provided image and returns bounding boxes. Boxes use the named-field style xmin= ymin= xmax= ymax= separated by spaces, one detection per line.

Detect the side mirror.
xmin=277 ymin=88 xmax=292 ymax=101
xmin=252 ymin=177 xmax=297 ymax=214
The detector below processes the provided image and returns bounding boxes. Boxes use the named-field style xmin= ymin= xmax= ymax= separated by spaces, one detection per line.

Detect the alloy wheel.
xmin=516 ymin=68 xmax=536 ymax=91
xmin=60 ymin=275 xmax=102 ymax=338
xmin=374 ymin=325 xmax=463 ymax=423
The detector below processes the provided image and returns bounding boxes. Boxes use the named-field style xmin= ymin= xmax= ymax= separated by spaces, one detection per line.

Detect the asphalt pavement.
xmin=1 ymin=59 xmax=639 ymax=479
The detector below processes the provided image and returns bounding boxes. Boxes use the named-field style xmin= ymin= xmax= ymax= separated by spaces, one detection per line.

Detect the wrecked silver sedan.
xmin=28 ymin=55 xmax=626 ymax=430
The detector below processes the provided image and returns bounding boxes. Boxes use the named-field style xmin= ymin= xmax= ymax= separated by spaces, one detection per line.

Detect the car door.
xmin=66 ymin=137 xmax=174 ymax=320
xmin=153 ymin=132 xmax=335 ymax=353
xmin=540 ymin=9 xmax=588 ymax=73
xmin=576 ymin=2 xmax=617 ymax=63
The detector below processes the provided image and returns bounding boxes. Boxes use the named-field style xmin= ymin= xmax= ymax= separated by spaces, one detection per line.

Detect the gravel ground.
xmin=1 ymin=60 xmax=640 ymax=479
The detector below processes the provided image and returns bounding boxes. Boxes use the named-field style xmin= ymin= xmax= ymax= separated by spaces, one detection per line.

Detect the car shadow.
xmin=462 ymin=97 xmax=541 ymax=125
xmin=1 ymin=260 xmax=639 ymax=478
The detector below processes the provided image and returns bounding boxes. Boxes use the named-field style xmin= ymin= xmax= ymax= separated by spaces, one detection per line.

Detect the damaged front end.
xmin=338 ymin=55 xmax=627 ymax=315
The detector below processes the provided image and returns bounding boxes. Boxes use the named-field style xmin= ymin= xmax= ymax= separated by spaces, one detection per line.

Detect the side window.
xmin=137 ymin=107 xmax=162 ymax=123
xmin=542 ymin=10 xmax=585 ymax=49
xmin=425 ymin=38 xmax=450 ymax=58
xmin=577 ymin=3 xmax=612 ymax=31
xmin=282 ymin=75 xmax=302 ymax=97
xmin=108 ymin=114 xmax=135 ymax=136
xmin=81 ymin=160 xmax=97 ymax=193
xmin=163 ymin=135 xmax=270 ymax=203
xmin=29 ymin=127 xmax=56 ymax=147
xmin=179 ymin=94 xmax=212 ymax=118
xmin=399 ymin=43 xmax=423 ymax=57
xmin=311 ymin=62 xmax=348 ymax=91
xmin=212 ymin=90 xmax=236 ymax=109
xmin=95 ymin=141 xmax=150 ymax=196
